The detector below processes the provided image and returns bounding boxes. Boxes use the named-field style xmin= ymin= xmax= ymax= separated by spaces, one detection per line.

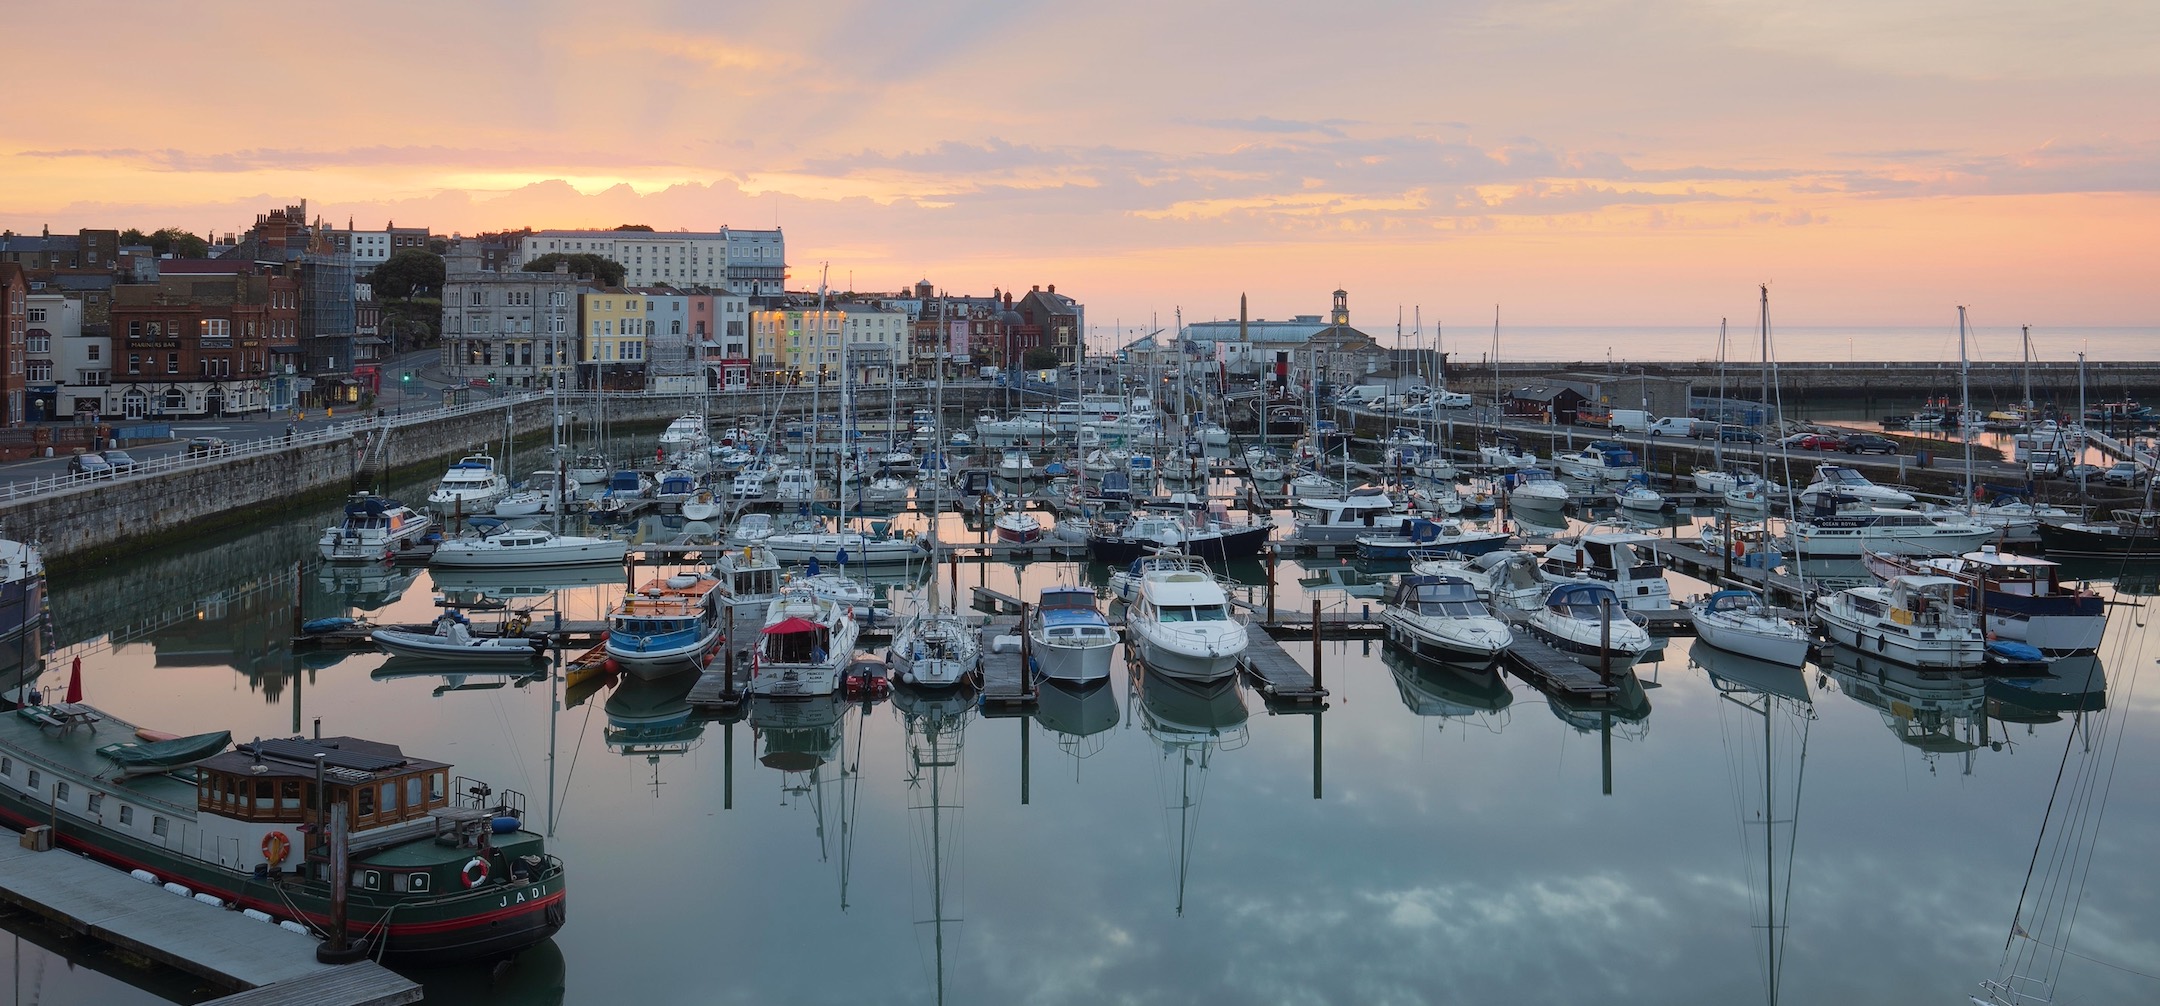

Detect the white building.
xmin=515 ymin=228 xmax=787 ymax=296
xmin=841 ymin=304 xmax=910 ymax=385
xmin=25 ymin=293 xmax=102 ymax=419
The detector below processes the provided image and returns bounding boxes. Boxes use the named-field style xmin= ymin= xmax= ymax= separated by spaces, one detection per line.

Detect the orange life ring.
xmin=1731 ymin=539 xmax=1747 ymax=558
xmin=460 ymin=856 xmax=490 ymax=888
xmin=261 ymin=831 xmax=290 ymax=865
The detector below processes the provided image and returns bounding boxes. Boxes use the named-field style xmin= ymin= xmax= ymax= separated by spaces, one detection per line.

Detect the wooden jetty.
xmin=0 ymin=828 xmax=419 ymax=1006
xmin=1502 ymin=636 xmax=1622 ymax=702
xmin=976 ymin=620 xmax=1038 ymax=713
xmin=1237 ymin=622 xmax=1327 ymax=708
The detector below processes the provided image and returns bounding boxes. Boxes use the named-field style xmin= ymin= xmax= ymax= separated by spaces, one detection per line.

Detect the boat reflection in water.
xmin=603 ymin=669 xmax=705 ymax=798
xmin=1034 ymin=678 xmax=1121 ymax=768
xmin=428 ymin=561 xmax=624 ymax=607
xmin=1986 ymin=654 xmax=2107 ymax=727
xmin=1542 ymin=670 xmax=1653 ymax=738
xmin=1691 ymin=639 xmax=1815 ymax=1006
xmin=895 ymin=680 xmax=976 ymax=1006
xmin=1381 ymin=645 xmax=1511 ymax=736
xmin=749 ymin=694 xmax=865 ymax=908
xmin=1820 ymin=643 xmax=1993 ymax=775
xmin=1134 ymin=668 xmax=1248 ymax=915
xmin=316 ymin=560 xmax=420 ymax=612
xmin=370 ymin=654 xmax=547 ymax=697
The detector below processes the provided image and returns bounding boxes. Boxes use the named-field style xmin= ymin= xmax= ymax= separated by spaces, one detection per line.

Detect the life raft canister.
xmin=461 ymin=856 xmax=490 ymax=888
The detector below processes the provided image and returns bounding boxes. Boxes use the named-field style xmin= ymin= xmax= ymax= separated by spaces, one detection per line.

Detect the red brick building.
xmin=109 ymin=262 xmax=296 ymax=418
xmin=0 ymin=264 xmax=26 ymax=426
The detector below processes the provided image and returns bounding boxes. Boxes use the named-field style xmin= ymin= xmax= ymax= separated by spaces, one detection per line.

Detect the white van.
xmin=1608 ymin=409 xmax=1651 ymax=433
xmin=1648 ymin=417 xmax=1715 ymax=438
xmin=1339 ymin=385 xmax=1390 ymax=407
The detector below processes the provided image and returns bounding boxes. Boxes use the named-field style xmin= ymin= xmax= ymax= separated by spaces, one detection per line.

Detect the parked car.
xmin=100 ymin=449 xmax=139 ymax=473
xmin=68 ymin=453 xmax=112 ymax=478
xmin=1402 ymin=402 xmax=1435 ymax=417
xmin=185 ymin=436 xmax=231 ymax=458
xmin=2103 ymin=461 xmax=2144 ymax=486
xmin=2063 ymin=464 xmax=2107 ymax=482
xmin=1719 ymin=425 xmax=1765 ymax=443
xmin=1781 ymin=433 xmax=1846 ymax=451
xmin=1840 ymin=434 xmax=1900 ymax=455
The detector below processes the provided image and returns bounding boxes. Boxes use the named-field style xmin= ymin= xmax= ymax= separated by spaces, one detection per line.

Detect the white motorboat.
xmin=1553 ymin=442 xmax=1640 ymax=485
xmin=1083 ymin=448 xmax=1132 ymax=476
xmin=370 ymin=612 xmax=541 ymax=665
xmin=747 ymin=590 xmax=859 ymax=698
xmin=1028 ymin=586 xmax=1118 ymax=683
xmin=655 ymin=468 xmax=701 ymax=504
xmin=1812 ymin=575 xmax=1985 ymax=670
xmin=860 ymin=477 xmax=912 ymax=507
xmin=1787 ymin=507 xmax=1996 ymax=558
xmin=1798 ymin=464 xmax=1916 ymax=509
xmin=1722 ymin=476 xmax=1782 ymax=512
xmin=728 ymin=513 xmax=777 ymax=544
xmin=1108 ymin=549 xmax=1208 ymax=604
xmin=1697 ymin=521 xmax=1785 ymax=570
xmin=493 ymin=490 xmax=547 ymax=518
xmin=429 ymin=526 xmax=630 ymax=568
xmin=775 ymin=469 xmax=818 ymax=502
xmin=1124 ymin=559 xmax=1248 ymax=681
xmin=762 ymin=528 xmax=930 ymax=565
xmin=1412 ymin=549 xmax=1572 ymax=612
xmin=567 ymin=451 xmax=609 ymax=484
xmin=1691 ymin=467 xmax=1743 ymax=495
xmin=995 ymin=450 xmax=1038 ymax=488
xmin=1381 ymin=574 xmax=1513 ymax=668
xmin=657 ymin=415 xmax=711 ymax=464
xmin=888 ymin=612 xmax=979 ymax=688
xmin=1525 ymin=582 xmax=1652 ymax=672
xmin=1479 ymin=444 xmax=1539 ymax=470
xmin=1690 ymin=589 xmax=1811 ymax=667
xmin=426 ymin=454 xmax=510 ymax=515
xmin=994 ymin=508 xmax=1044 ymax=544
xmin=594 ymin=471 xmax=653 ymax=514
xmin=1861 ymin=545 xmax=2105 ymax=654
xmin=318 ymin=492 xmax=433 ymax=562
xmin=729 ymin=470 xmax=765 ymax=499
xmin=1193 ymin=421 xmax=1231 ymax=447
xmin=681 ymin=488 xmax=722 ymax=521
xmin=1287 ymin=486 xmax=1404 ymax=544
xmin=1615 ymin=479 xmax=1667 ymax=512
xmin=1506 ymin=468 xmax=1570 ymax=509
xmin=975 ymin=413 xmax=1055 ymax=447
xmin=1288 ymin=471 xmax=1347 ymax=500
xmin=606 ymin=572 xmax=726 ymax=679
xmin=713 ymin=544 xmax=783 ymax=613
xmin=1539 ymin=531 xmax=1671 ymax=612
xmin=795 ymin=572 xmax=894 ymax=623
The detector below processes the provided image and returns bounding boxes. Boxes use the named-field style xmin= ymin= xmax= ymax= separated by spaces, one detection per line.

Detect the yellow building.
xmin=750 ymin=306 xmax=845 ymax=384
xmin=580 ymin=291 xmax=647 ymax=368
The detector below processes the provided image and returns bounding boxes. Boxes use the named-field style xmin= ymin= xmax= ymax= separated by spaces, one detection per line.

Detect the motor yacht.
xmin=1124 ymin=560 xmax=1248 ymax=681
xmin=1797 ymin=464 xmax=1916 ymax=509
xmin=1787 ymin=507 xmax=1995 ymax=558
xmin=775 ymin=469 xmax=818 ymax=503
xmin=1028 ymin=586 xmax=1119 ymax=683
xmin=795 ymin=572 xmax=894 ymax=623
xmin=1505 ymin=468 xmax=1571 ymax=509
xmin=426 ymin=454 xmax=510 ymax=515
xmin=1380 ymin=575 xmax=1512 ymax=668
xmin=318 ymin=492 xmax=433 ymax=562
xmin=1287 ymin=486 xmax=1403 ymax=544
xmin=713 ymin=544 xmax=782 ymax=613
xmin=1812 ymin=575 xmax=1984 ymax=670
xmin=1411 ymin=549 xmax=1574 ymax=612
xmin=1861 ymin=545 xmax=2105 ymax=654
xmin=1553 ymin=441 xmax=1640 ymax=485
xmin=1087 ymin=510 xmax=1272 ymax=564
xmin=1356 ymin=518 xmax=1512 ymax=561
xmin=1539 ymin=530 xmax=1671 ymax=612
xmin=429 ymin=525 xmax=629 ymax=568
xmin=762 ymin=525 xmax=930 ymax=565
xmin=657 ymin=415 xmax=710 ymax=464
xmin=1525 ymin=582 xmax=1653 ymax=672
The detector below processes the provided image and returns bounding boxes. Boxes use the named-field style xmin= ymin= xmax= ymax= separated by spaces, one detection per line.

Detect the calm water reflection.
xmin=7 ymin=468 xmax=2158 ymax=1006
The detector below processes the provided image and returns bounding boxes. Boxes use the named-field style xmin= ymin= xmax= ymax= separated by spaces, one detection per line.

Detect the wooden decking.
xmin=1238 ymin=623 xmax=1328 ymax=707
xmin=1502 ymin=636 xmax=1621 ymax=701
xmin=977 ymin=621 xmax=1039 ymax=712
xmin=0 ymin=829 xmax=420 ymax=1005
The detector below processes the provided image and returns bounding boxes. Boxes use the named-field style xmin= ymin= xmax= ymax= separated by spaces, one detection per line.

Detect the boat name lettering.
xmin=498 ymin=886 xmax=544 ymax=908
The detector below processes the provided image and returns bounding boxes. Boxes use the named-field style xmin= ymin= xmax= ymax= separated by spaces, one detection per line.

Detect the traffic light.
xmin=400 ymin=371 xmax=411 ymax=384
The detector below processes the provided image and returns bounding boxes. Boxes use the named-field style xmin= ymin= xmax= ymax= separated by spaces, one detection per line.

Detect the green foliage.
xmin=1022 ymin=348 xmax=1062 ymax=371
xmin=612 ymin=224 xmax=655 ymax=231
xmin=366 ymin=250 xmax=446 ymax=299
xmin=119 ymin=227 xmax=209 ymax=258
xmin=382 ymin=298 xmax=443 ymax=347
xmin=524 ymin=253 xmax=626 ymax=286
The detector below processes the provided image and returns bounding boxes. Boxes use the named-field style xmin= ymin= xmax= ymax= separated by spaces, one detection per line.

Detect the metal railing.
xmin=0 ymin=392 xmax=547 ymax=505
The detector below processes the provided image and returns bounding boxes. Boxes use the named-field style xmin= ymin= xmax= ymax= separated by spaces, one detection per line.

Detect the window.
xmin=381 ymin=781 xmax=398 ymax=815
xmin=430 ymin=772 xmax=446 ymax=802
xmin=0 ymin=756 xmax=10 ymax=776
xmin=152 ymin=816 xmax=168 ymax=837
xmin=405 ymin=777 xmax=421 ymax=809
xmin=199 ymin=319 xmax=229 ymax=340
xmin=87 ymin=345 xmax=99 ymax=361
xmin=167 ymin=352 xmax=179 ymax=374
xmin=26 ymin=333 xmax=49 ymax=353
xmin=27 ymin=308 xmax=45 ymax=323
xmin=363 ymin=870 xmax=380 ymax=891
xmin=25 ymin=769 xmax=38 ymax=791
xmin=23 ymin=362 xmax=48 ymax=382
xmin=54 ymin=781 xmax=68 ymax=803
xmin=88 ymin=793 xmax=103 ymax=814
xmin=128 ymin=354 xmax=140 ymax=374
xmin=357 ymin=785 xmax=375 ymax=818
xmin=119 ymin=805 xmax=134 ymax=826
xmin=411 ymin=873 xmax=429 ymax=892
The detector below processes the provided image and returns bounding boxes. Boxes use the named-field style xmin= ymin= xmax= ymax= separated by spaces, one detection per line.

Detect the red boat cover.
xmin=763 ymin=616 xmax=824 ymax=635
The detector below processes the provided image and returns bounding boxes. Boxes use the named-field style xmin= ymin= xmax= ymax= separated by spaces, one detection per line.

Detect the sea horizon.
xmin=1286 ymin=325 xmax=2159 ymax=364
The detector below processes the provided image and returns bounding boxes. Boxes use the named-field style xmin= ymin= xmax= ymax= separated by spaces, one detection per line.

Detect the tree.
xmin=612 ymin=224 xmax=655 ymax=231
xmin=524 ymin=253 xmax=625 ymax=286
xmin=367 ymin=250 xmax=446 ymax=299
xmin=119 ymin=227 xmax=208 ymax=258
xmin=1022 ymin=348 xmax=1061 ymax=371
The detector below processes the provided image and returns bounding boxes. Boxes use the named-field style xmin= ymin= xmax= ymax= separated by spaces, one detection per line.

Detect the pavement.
xmin=0 ymin=348 xmax=508 ymax=482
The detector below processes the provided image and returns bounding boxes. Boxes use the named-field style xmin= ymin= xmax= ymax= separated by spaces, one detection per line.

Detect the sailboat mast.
xmin=1960 ymin=307 xmax=1975 ymax=513
xmin=1763 ymin=696 xmax=1778 ymax=1006
xmin=1713 ymin=319 xmax=1727 ymax=470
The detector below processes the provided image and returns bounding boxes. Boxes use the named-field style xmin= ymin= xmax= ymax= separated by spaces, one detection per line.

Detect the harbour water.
xmin=3 ymin=457 xmax=2156 ymax=1005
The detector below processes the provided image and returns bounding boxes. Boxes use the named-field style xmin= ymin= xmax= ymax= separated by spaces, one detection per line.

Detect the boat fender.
xmin=461 ymin=856 xmax=491 ymax=888
xmin=261 ymin=831 xmax=290 ymax=865
xmin=130 ymin=869 xmax=158 ymax=884
xmin=242 ymin=908 xmax=275 ymax=924
xmin=193 ymin=892 xmax=225 ymax=908
xmin=490 ymin=816 xmax=521 ymax=834
xmin=279 ymin=920 xmax=311 ymax=936
xmin=163 ymin=882 xmax=193 ymax=898
xmin=1732 ymin=540 xmax=1746 ymax=559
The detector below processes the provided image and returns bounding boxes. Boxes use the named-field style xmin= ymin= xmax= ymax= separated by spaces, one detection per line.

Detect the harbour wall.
xmin=1443 ymin=361 xmax=2160 ymax=406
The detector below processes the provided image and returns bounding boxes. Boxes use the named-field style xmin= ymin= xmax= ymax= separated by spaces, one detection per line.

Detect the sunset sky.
xmin=4 ymin=1 xmax=2154 ymax=337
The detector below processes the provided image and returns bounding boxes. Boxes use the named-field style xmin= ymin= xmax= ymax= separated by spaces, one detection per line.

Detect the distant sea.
xmin=1421 ymin=326 xmax=2159 ymax=364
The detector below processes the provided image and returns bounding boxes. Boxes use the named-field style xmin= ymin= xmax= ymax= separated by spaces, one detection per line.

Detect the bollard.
xmin=1265 ymin=548 xmax=1278 ymax=624
xmin=1311 ymin=598 xmax=1323 ymax=693
xmin=1598 ymin=596 xmax=1613 ymax=684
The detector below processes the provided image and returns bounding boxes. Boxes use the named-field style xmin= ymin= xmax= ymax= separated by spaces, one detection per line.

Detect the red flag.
xmin=65 ymin=657 xmax=82 ymax=704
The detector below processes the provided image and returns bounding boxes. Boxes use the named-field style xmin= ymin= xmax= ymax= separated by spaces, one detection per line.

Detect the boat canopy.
xmin=1039 ymin=586 xmax=1098 ymax=610
xmin=1393 ymin=574 xmax=1480 ymax=607
xmin=764 ymin=616 xmax=824 ymax=635
xmin=1699 ymin=589 xmax=1766 ymax=614
xmin=1546 ymin=581 xmax=1622 ymax=616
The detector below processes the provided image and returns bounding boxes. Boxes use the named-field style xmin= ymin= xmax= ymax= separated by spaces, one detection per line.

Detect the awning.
xmin=763 ymin=616 xmax=823 ymax=635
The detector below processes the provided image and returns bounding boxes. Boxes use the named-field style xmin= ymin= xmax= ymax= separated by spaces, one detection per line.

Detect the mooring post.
xmin=1599 ymin=597 xmax=1614 ymax=685
xmin=724 ymin=720 xmax=734 ymax=811
xmin=724 ymin=640 xmax=736 ymax=698
xmin=1021 ymin=715 xmax=1031 ymax=805
xmin=1311 ymin=598 xmax=1323 ymax=693
xmin=1721 ymin=509 xmax=1734 ymax=580
xmin=1312 ymin=707 xmax=1324 ymax=801
xmin=1602 ymin=711 xmax=1614 ymax=796
xmin=1265 ymin=547 xmax=1278 ymax=625
xmin=1018 ymin=601 xmax=1033 ymax=696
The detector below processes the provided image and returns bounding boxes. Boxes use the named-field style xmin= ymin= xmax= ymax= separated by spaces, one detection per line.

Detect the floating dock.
xmin=976 ymin=621 xmax=1038 ymax=712
xmin=1502 ymin=636 xmax=1622 ymax=702
xmin=1237 ymin=623 xmax=1327 ymax=708
xmin=0 ymin=829 xmax=420 ymax=1006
